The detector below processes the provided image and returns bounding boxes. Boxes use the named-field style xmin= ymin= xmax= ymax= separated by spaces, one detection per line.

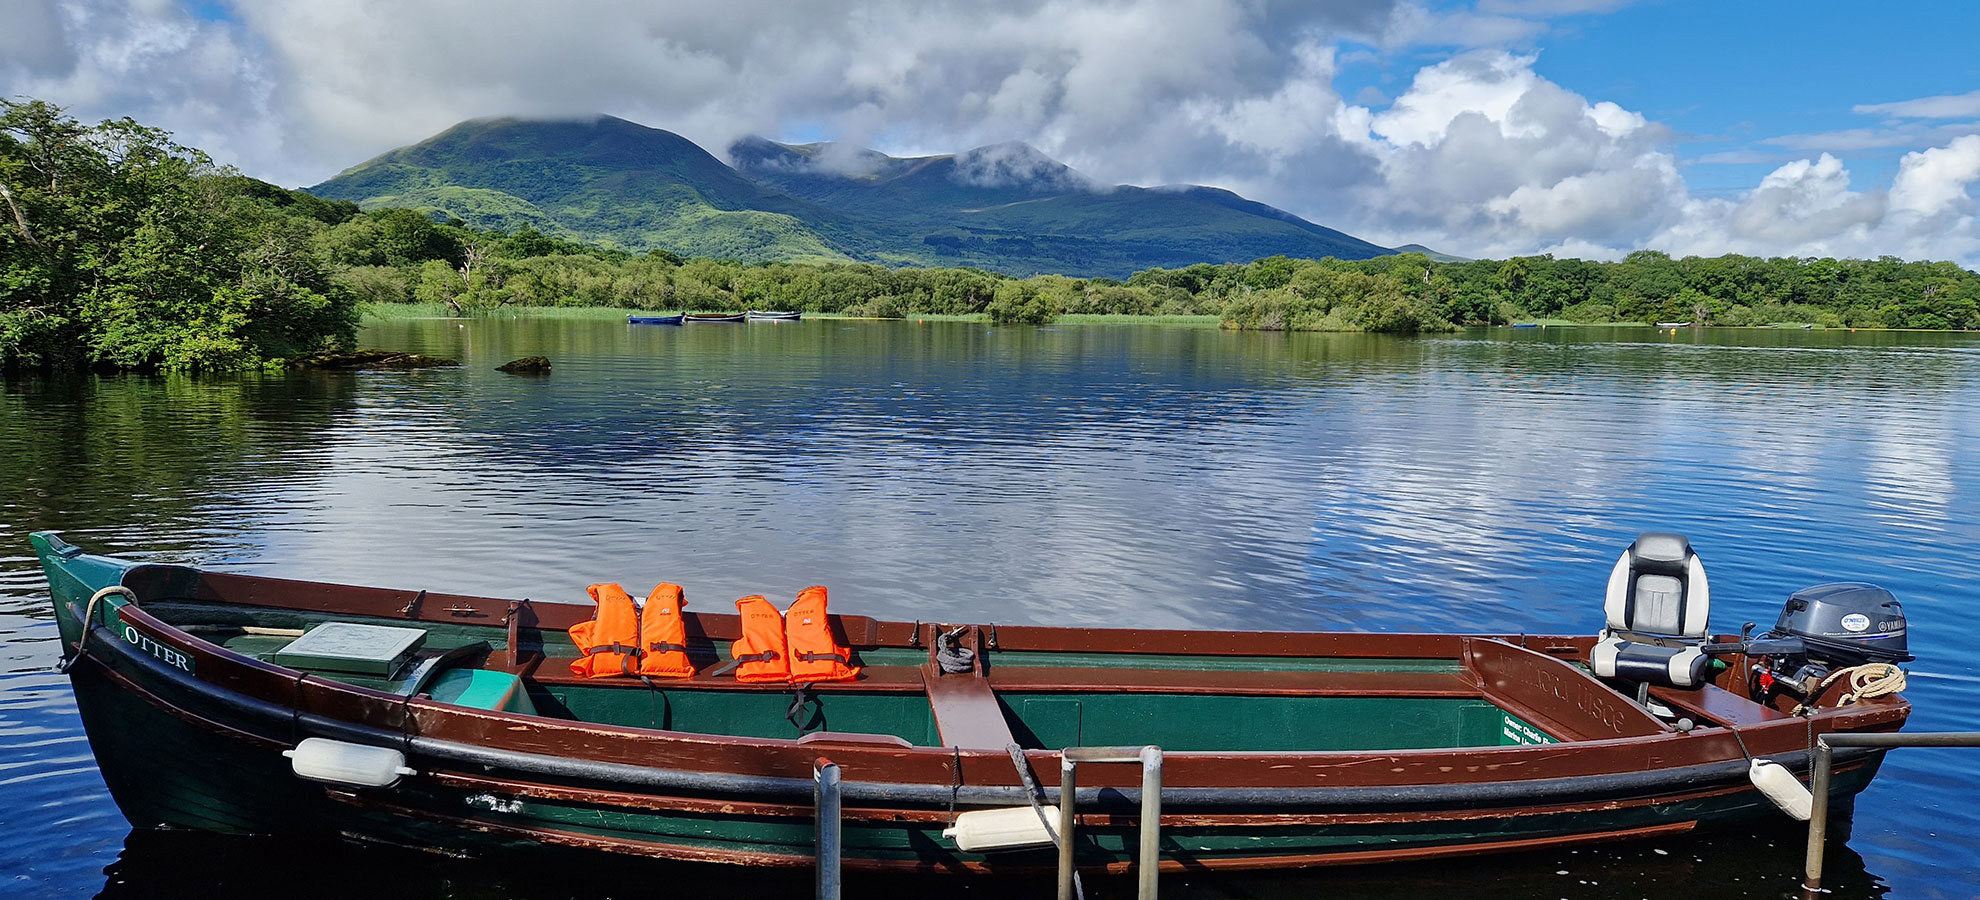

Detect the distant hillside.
xmin=1392 ymin=243 xmax=1469 ymax=263
xmin=312 ymin=115 xmax=1397 ymax=277
xmin=311 ymin=116 xmax=853 ymax=262
xmin=731 ymin=137 xmax=1391 ymax=275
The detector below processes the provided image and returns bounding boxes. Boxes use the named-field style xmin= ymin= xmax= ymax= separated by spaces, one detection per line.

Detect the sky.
xmin=4 ymin=0 xmax=1980 ymax=265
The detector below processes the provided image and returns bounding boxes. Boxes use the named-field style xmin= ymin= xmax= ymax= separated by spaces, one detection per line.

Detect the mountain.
xmin=729 ymin=137 xmax=1392 ymax=275
xmin=1392 ymin=243 xmax=1469 ymax=263
xmin=311 ymin=116 xmax=853 ymax=262
xmin=312 ymin=115 xmax=1396 ymax=277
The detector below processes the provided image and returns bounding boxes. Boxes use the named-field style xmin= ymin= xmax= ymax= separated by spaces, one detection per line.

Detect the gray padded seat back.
xmin=1603 ymin=532 xmax=1710 ymax=639
xmin=1592 ymin=532 xmax=1712 ymax=690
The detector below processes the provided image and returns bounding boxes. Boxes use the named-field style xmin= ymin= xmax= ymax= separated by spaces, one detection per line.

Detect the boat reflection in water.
xmin=89 ymin=812 xmax=1894 ymax=900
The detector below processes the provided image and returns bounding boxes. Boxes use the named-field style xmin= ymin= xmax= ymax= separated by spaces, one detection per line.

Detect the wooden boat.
xmin=747 ymin=310 xmax=802 ymax=322
xmin=34 ymin=530 xmax=1910 ymax=875
xmin=1656 ymin=321 xmax=1692 ymax=328
xmin=684 ymin=312 xmax=746 ymax=323
xmin=628 ymin=314 xmax=685 ymax=326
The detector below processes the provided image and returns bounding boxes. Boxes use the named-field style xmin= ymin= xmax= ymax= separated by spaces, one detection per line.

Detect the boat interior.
xmin=106 ymin=543 xmax=1802 ymax=756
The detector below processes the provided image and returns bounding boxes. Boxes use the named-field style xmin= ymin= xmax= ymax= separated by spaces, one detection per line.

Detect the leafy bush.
xmin=1 ymin=100 xmax=357 ymax=370
xmin=986 ymin=280 xmax=1060 ymax=324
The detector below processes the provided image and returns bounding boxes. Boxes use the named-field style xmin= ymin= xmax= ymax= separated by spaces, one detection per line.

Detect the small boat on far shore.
xmin=1657 ymin=321 xmax=1693 ymax=328
xmin=747 ymin=310 xmax=802 ymax=322
xmin=684 ymin=312 xmax=746 ymax=323
xmin=627 ymin=314 xmax=684 ymax=326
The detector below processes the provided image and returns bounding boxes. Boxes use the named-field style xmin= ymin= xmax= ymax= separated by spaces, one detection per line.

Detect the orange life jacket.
xmin=569 ymin=583 xmax=641 ymax=677
xmin=729 ymin=595 xmax=790 ymax=683
xmin=785 ymin=585 xmax=860 ymax=683
xmin=638 ymin=583 xmax=695 ymax=678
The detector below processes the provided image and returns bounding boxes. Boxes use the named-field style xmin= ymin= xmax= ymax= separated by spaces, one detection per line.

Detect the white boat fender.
xmin=283 ymin=738 xmax=417 ymax=788
xmin=1749 ymin=757 xmax=1813 ymax=821
xmin=941 ymin=806 xmax=1059 ymax=852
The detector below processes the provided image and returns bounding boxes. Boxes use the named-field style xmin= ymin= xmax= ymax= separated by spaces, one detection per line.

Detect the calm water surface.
xmin=3 ymin=319 xmax=1978 ymax=899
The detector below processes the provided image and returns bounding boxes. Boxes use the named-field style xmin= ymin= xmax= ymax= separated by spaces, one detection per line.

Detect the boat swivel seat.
xmin=1590 ymin=532 xmax=1711 ymax=690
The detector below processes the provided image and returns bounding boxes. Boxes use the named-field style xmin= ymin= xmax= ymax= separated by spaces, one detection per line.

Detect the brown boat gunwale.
xmin=88 ymin=562 xmax=1909 ymax=796
xmin=81 ymin=643 xmax=1885 ymax=855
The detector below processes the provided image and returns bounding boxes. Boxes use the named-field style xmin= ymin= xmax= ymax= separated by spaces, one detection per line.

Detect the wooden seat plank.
xmin=924 ymin=670 xmax=1018 ymax=750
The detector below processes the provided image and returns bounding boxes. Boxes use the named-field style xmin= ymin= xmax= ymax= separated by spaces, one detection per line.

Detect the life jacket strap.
xmin=584 ymin=643 xmax=643 ymax=657
xmin=647 ymin=642 xmax=689 ymax=654
xmin=708 ymin=650 xmax=779 ymax=678
xmin=797 ymin=651 xmax=850 ymax=665
xmin=787 ymin=684 xmax=817 ymax=729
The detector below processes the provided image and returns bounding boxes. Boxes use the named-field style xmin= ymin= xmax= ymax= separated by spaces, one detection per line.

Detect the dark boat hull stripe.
xmin=84 ymin=621 xmax=1877 ymax=812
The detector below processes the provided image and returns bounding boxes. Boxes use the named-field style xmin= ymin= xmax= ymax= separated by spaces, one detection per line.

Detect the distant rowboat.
xmin=684 ymin=312 xmax=746 ymax=323
xmin=1657 ymin=321 xmax=1692 ymax=328
xmin=747 ymin=310 xmax=802 ymax=322
xmin=627 ymin=314 xmax=684 ymax=326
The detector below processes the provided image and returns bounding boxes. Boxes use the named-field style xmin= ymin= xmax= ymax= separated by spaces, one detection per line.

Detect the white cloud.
xmin=1728 ymin=154 xmax=1884 ymax=246
xmin=0 ymin=0 xmax=75 ymax=75
xmin=1656 ymin=144 xmax=1980 ymax=263
xmin=950 ymin=142 xmax=1094 ymax=190
xmin=1343 ymin=50 xmax=1685 ymax=256
xmin=1890 ymin=135 xmax=1980 ymax=217
xmin=1854 ymin=89 xmax=1980 ymax=120
xmin=1372 ymin=51 xmax=1545 ymax=146
xmin=1763 ymin=122 xmax=1980 ymax=153
xmin=5 ymin=0 xmax=1977 ymax=267
xmin=1477 ymin=0 xmax=1634 ymax=13
xmin=1376 ymin=5 xmax=1547 ymax=49
xmin=1 ymin=0 xmax=287 ymax=177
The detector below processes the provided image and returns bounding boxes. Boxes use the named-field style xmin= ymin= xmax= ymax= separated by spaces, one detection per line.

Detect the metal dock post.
xmin=1804 ymin=731 xmax=1980 ymax=894
xmin=814 ymin=757 xmax=841 ymax=900
xmin=1057 ymin=745 xmax=1163 ymax=900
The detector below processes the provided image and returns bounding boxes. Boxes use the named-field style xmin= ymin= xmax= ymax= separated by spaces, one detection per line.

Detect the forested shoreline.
xmin=5 ymin=100 xmax=1979 ymax=372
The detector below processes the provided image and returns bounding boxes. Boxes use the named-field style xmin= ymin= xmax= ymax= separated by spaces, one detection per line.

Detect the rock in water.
xmin=289 ymin=350 xmax=459 ymax=370
xmin=497 ymin=356 xmax=552 ymax=375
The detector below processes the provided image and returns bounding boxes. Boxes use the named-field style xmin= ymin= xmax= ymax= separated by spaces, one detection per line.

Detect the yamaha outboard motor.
xmin=1774 ymin=583 xmax=1911 ymax=665
xmin=1750 ymin=582 xmax=1911 ymax=702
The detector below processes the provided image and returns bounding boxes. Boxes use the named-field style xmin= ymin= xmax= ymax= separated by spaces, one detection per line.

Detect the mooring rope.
xmin=56 ymin=586 xmax=135 ymax=674
xmin=1004 ymin=743 xmax=1084 ymax=900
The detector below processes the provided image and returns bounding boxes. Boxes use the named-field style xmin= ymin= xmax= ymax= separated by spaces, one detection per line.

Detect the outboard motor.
xmin=1749 ymin=582 xmax=1911 ymax=703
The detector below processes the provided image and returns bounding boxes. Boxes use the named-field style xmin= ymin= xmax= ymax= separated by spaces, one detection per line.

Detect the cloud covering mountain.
xmin=311 ymin=116 xmax=1393 ymax=276
xmin=6 ymin=0 xmax=1980 ymax=266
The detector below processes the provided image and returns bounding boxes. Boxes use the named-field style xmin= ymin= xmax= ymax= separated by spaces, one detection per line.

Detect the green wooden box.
xmin=273 ymin=622 xmax=428 ymax=677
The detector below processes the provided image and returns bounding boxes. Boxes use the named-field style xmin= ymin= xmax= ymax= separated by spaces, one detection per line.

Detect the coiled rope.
xmin=1793 ymin=663 xmax=1907 ymax=715
xmin=935 ymin=626 xmax=976 ymax=674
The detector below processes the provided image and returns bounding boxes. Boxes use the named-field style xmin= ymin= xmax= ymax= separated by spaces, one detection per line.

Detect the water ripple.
xmin=1 ymin=321 xmax=1978 ymax=898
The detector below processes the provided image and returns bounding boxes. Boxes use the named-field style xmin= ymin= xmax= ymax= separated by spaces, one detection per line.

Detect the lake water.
xmin=3 ymin=318 xmax=1978 ymax=899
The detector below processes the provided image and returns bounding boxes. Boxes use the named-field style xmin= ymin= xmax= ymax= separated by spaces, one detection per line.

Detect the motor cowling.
xmin=1772 ymin=582 xmax=1911 ymax=667
xmin=1746 ymin=582 xmax=1911 ymax=705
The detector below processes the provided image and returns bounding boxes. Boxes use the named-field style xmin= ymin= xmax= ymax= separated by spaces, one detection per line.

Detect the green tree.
xmin=2 ymin=99 xmax=355 ymax=371
xmin=986 ymin=279 xmax=1060 ymax=324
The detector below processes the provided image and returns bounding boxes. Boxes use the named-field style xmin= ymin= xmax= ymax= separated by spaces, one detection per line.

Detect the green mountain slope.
xmin=730 ymin=138 xmax=1391 ymax=275
xmin=311 ymin=116 xmax=852 ymax=262
xmin=1393 ymin=243 xmax=1469 ymax=263
xmin=312 ymin=116 xmax=1398 ymax=276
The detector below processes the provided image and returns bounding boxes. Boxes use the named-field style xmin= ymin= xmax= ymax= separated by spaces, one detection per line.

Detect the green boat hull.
xmin=38 ymin=531 xmax=1898 ymax=873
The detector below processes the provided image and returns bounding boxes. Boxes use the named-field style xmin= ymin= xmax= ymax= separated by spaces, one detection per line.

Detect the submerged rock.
xmin=496 ymin=356 xmax=552 ymax=375
xmin=288 ymin=350 xmax=460 ymax=370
